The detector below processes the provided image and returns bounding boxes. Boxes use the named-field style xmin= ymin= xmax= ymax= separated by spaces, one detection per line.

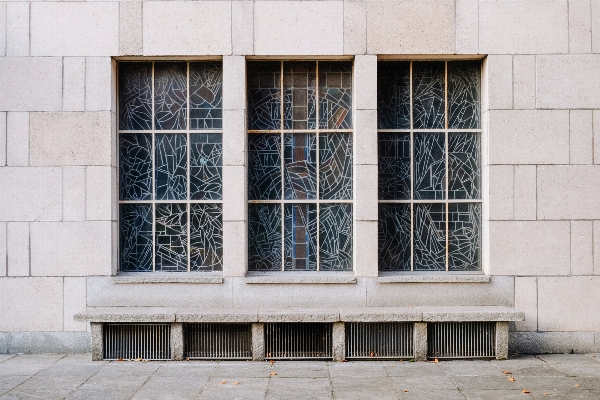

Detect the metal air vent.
xmin=346 ymin=322 xmax=413 ymax=359
xmin=428 ymin=322 xmax=496 ymax=359
xmin=265 ymin=323 xmax=332 ymax=360
xmin=184 ymin=323 xmax=252 ymax=359
xmin=103 ymin=323 xmax=171 ymax=360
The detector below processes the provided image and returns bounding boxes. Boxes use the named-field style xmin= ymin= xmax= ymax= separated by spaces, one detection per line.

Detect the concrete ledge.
xmin=340 ymin=307 xmax=422 ymax=322
xmin=112 ymin=274 xmax=223 ymax=284
xmin=258 ymin=308 xmax=340 ymax=323
xmin=378 ymin=274 xmax=490 ymax=283
xmin=420 ymin=306 xmax=525 ymax=322
xmin=74 ymin=308 xmax=177 ymax=323
xmin=245 ymin=273 xmax=356 ymax=284
xmin=177 ymin=308 xmax=258 ymax=323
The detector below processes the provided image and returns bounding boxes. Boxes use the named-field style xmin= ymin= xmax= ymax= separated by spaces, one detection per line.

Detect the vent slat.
xmin=345 ymin=322 xmax=413 ymax=359
xmin=103 ymin=323 xmax=171 ymax=360
xmin=265 ymin=323 xmax=332 ymax=360
xmin=428 ymin=322 xmax=495 ymax=359
xmin=184 ymin=323 xmax=252 ymax=359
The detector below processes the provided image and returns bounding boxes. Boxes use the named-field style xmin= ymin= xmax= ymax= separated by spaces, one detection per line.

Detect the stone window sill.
xmin=378 ymin=273 xmax=490 ymax=284
xmin=113 ymin=273 xmax=223 ymax=284
xmin=245 ymin=273 xmax=356 ymax=284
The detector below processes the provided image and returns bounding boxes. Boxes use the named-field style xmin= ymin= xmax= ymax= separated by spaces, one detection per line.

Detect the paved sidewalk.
xmin=1 ymin=354 xmax=600 ymax=399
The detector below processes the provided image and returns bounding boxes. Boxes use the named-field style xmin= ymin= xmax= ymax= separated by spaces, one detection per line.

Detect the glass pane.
xmin=155 ymin=203 xmax=188 ymax=271
xmin=190 ymin=133 xmax=222 ymax=200
xmin=283 ymin=62 xmax=316 ymax=130
xmin=319 ymin=62 xmax=352 ymax=129
xmin=248 ymin=204 xmax=282 ymax=271
xmin=189 ymin=62 xmax=223 ymax=130
xmin=414 ymin=132 xmax=445 ymax=200
xmin=320 ymin=204 xmax=352 ymax=271
xmin=414 ymin=203 xmax=446 ymax=271
xmin=448 ymin=61 xmax=480 ymax=129
xmin=378 ymin=132 xmax=410 ymax=200
xmin=119 ymin=63 xmax=152 ymax=130
xmin=449 ymin=133 xmax=480 ymax=200
xmin=190 ymin=204 xmax=223 ymax=271
xmin=413 ymin=62 xmax=445 ymax=129
xmin=377 ymin=62 xmax=410 ymax=129
xmin=284 ymin=133 xmax=316 ymax=200
xmin=284 ymin=204 xmax=317 ymax=271
xmin=119 ymin=204 xmax=152 ymax=272
xmin=449 ymin=203 xmax=481 ymax=271
xmin=319 ymin=133 xmax=353 ymax=200
xmin=248 ymin=134 xmax=282 ymax=200
xmin=119 ymin=133 xmax=152 ymax=200
xmin=378 ymin=203 xmax=411 ymax=271
xmin=154 ymin=62 xmax=187 ymax=130
xmin=248 ymin=62 xmax=282 ymax=130
xmin=155 ymin=133 xmax=187 ymax=200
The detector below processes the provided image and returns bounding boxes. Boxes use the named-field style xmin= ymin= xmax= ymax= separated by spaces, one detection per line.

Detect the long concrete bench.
xmin=75 ymin=306 xmax=524 ymax=361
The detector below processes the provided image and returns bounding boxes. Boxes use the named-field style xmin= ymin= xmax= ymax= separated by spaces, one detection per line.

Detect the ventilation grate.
xmin=265 ymin=323 xmax=332 ymax=360
xmin=184 ymin=323 xmax=252 ymax=359
xmin=428 ymin=322 xmax=496 ymax=359
xmin=345 ymin=322 xmax=413 ymax=359
xmin=103 ymin=323 xmax=171 ymax=360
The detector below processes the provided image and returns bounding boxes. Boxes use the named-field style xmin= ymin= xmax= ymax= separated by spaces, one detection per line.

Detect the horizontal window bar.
xmin=118 ymin=130 xmax=223 ymax=134
xmin=248 ymin=200 xmax=353 ymax=204
xmin=247 ymin=129 xmax=353 ymax=134
xmin=119 ymin=200 xmax=224 ymax=204
xmin=377 ymin=129 xmax=482 ymax=133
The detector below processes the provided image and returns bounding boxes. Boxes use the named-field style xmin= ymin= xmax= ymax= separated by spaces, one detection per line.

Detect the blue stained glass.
xmin=378 ymin=203 xmax=411 ymax=271
xmin=320 ymin=204 xmax=352 ymax=271
xmin=248 ymin=204 xmax=282 ymax=271
xmin=449 ymin=133 xmax=480 ymax=200
xmin=190 ymin=204 xmax=223 ymax=271
xmin=414 ymin=132 xmax=445 ymax=200
xmin=284 ymin=133 xmax=317 ymax=200
xmin=190 ymin=133 xmax=222 ymax=200
xmin=283 ymin=62 xmax=317 ymax=130
xmin=248 ymin=62 xmax=282 ymax=130
xmin=448 ymin=61 xmax=481 ymax=129
xmin=120 ymin=204 xmax=153 ymax=272
xmin=248 ymin=134 xmax=282 ymax=200
xmin=377 ymin=62 xmax=410 ymax=130
xmin=319 ymin=133 xmax=353 ymax=200
xmin=378 ymin=132 xmax=411 ymax=200
xmin=284 ymin=204 xmax=317 ymax=271
xmin=155 ymin=133 xmax=187 ymax=200
xmin=190 ymin=62 xmax=223 ymax=130
xmin=413 ymin=62 xmax=445 ymax=129
xmin=119 ymin=133 xmax=152 ymax=201
xmin=154 ymin=62 xmax=187 ymax=130
xmin=449 ymin=203 xmax=481 ymax=271
xmin=319 ymin=62 xmax=353 ymax=129
xmin=155 ymin=203 xmax=188 ymax=272
xmin=414 ymin=203 xmax=446 ymax=271
xmin=119 ymin=63 xmax=152 ymax=130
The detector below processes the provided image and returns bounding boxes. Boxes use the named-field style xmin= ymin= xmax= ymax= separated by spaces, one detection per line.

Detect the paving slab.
xmin=398 ymin=390 xmax=465 ymax=400
xmin=461 ymin=390 xmax=531 ymax=399
xmin=536 ymin=354 xmax=599 ymax=364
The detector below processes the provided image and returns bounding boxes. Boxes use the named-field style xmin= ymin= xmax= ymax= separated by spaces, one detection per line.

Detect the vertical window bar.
xmin=445 ymin=61 xmax=449 ymax=272
xmin=187 ymin=62 xmax=191 ymax=272
xmin=409 ymin=61 xmax=414 ymax=272
xmin=316 ymin=61 xmax=320 ymax=271
xmin=151 ymin=62 xmax=156 ymax=272
xmin=280 ymin=61 xmax=285 ymax=272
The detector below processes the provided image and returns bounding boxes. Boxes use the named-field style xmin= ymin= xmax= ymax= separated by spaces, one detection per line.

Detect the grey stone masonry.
xmin=170 ymin=323 xmax=183 ymax=361
xmin=90 ymin=323 xmax=103 ymax=362
xmin=251 ymin=323 xmax=265 ymax=362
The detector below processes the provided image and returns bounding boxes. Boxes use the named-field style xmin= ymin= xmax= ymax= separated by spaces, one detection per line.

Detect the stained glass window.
xmin=118 ymin=62 xmax=223 ymax=272
xmin=248 ymin=61 xmax=353 ymax=272
xmin=377 ymin=61 xmax=481 ymax=272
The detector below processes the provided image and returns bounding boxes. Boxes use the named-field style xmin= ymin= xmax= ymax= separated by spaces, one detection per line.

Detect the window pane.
xmin=449 ymin=133 xmax=480 ymax=200
xmin=320 ymin=204 xmax=352 ymax=271
xmin=120 ymin=204 xmax=153 ymax=272
xmin=414 ymin=203 xmax=446 ymax=271
xmin=190 ymin=204 xmax=223 ymax=271
xmin=377 ymin=62 xmax=410 ymax=130
xmin=248 ymin=204 xmax=282 ymax=271
xmin=155 ymin=203 xmax=188 ymax=271
xmin=284 ymin=62 xmax=317 ymax=130
xmin=248 ymin=62 xmax=282 ymax=130
xmin=284 ymin=204 xmax=317 ymax=271
xmin=319 ymin=133 xmax=353 ymax=200
xmin=449 ymin=203 xmax=481 ymax=271
xmin=378 ymin=203 xmax=411 ymax=271
xmin=448 ymin=61 xmax=480 ymax=129
xmin=378 ymin=132 xmax=410 ymax=200
xmin=248 ymin=134 xmax=282 ymax=200
xmin=119 ymin=63 xmax=152 ymax=130
xmin=284 ymin=133 xmax=316 ymax=200
xmin=119 ymin=133 xmax=152 ymax=200
xmin=413 ymin=62 xmax=445 ymax=129
xmin=414 ymin=132 xmax=445 ymax=200
xmin=155 ymin=133 xmax=188 ymax=200
xmin=190 ymin=133 xmax=222 ymax=200
xmin=319 ymin=62 xmax=353 ymax=129
xmin=189 ymin=62 xmax=223 ymax=130
xmin=154 ymin=62 xmax=187 ymax=130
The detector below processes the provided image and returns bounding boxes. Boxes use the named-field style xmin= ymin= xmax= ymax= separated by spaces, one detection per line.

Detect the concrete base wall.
xmin=0 ymin=331 xmax=90 ymax=354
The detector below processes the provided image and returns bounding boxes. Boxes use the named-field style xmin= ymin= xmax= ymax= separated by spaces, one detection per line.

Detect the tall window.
xmin=377 ymin=61 xmax=482 ymax=272
xmin=247 ymin=61 xmax=353 ymax=271
xmin=118 ymin=62 xmax=223 ymax=272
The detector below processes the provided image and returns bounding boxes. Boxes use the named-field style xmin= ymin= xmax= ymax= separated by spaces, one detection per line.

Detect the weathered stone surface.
xmin=223 ymin=56 xmax=246 ymax=111
xmin=513 ymin=165 xmax=537 ymax=221
xmin=496 ymin=321 xmax=509 ymax=360
xmin=64 ymin=277 xmax=87 ymax=332
xmin=3 ymin=332 xmax=91 ymax=354
xmin=594 ymin=0 xmax=600 ymax=53
xmin=594 ymin=111 xmax=600 ymax=164
xmin=112 ymin=274 xmax=223 ymax=284
xmin=86 ymin=58 xmax=114 ymax=112
xmin=489 ymin=165 xmax=513 ymax=220
xmin=514 ymin=277 xmax=537 ymax=332
xmin=6 ymin=112 xmax=29 ymax=166
xmin=63 ymin=58 xmax=85 ymax=112
xmin=176 ymin=308 xmax=258 ymax=323
xmin=223 ymin=109 xmax=245 ymax=166
xmin=232 ymin=1 xmax=253 ymax=55
xmin=569 ymin=110 xmax=593 ymax=164
xmin=378 ymin=275 xmax=490 ymax=283
xmin=354 ymin=109 xmax=377 ymax=165
xmin=344 ymin=1 xmax=366 ymax=55
xmin=74 ymin=307 xmax=177 ymax=323
xmin=487 ymin=55 xmax=512 ymax=110
xmin=354 ymin=220 xmax=378 ymax=278
xmin=170 ymin=323 xmax=184 ymax=361
xmin=510 ymin=331 xmax=595 ymax=354
xmin=354 ymin=55 xmax=377 ymax=110
xmin=332 ymin=322 xmax=345 ymax=361
xmin=258 ymin=308 xmax=340 ymax=323
xmin=119 ymin=2 xmax=142 ymax=56
xmin=455 ymin=0 xmax=478 ymax=54
xmin=513 ymin=55 xmax=536 ymax=110
xmin=0 ymin=112 xmax=5 ymax=166
xmin=340 ymin=307 xmax=422 ymax=322
xmin=63 ymin=167 xmax=86 ymax=222
xmin=223 ymin=221 xmax=246 ymax=278
xmin=90 ymin=323 xmax=103 ymax=361
xmin=7 ymin=222 xmax=29 ymax=277
xmin=223 ymin=166 xmax=246 ymax=222
xmin=6 ymin=2 xmax=29 ymax=56
xmin=420 ymin=306 xmax=524 ymax=322
xmin=245 ymin=274 xmax=356 ymax=284
xmin=0 ymin=4 xmax=5 ymax=56
xmin=86 ymin=166 xmax=115 ymax=221
xmin=252 ymin=323 xmax=265 ymax=361
xmin=0 ymin=222 xmax=6 ymax=276
xmin=355 ymin=165 xmax=377 ymax=221
xmin=569 ymin=0 xmax=592 ymax=53
xmin=413 ymin=322 xmax=427 ymax=361
xmin=571 ymin=221 xmax=593 ymax=275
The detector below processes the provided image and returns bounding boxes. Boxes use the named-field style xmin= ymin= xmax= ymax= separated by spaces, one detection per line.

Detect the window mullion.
xmin=187 ymin=62 xmax=191 ymax=273
xmin=151 ymin=61 xmax=156 ymax=272
xmin=444 ymin=61 xmax=449 ymax=272
xmin=409 ymin=61 xmax=414 ymax=273
xmin=316 ymin=61 xmax=320 ymax=272
xmin=280 ymin=61 xmax=285 ymax=272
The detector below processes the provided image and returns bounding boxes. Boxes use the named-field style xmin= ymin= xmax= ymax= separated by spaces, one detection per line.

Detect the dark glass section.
xmin=190 ymin=133 xmax=222 ymax=200
xmin=248 ymin=134 xmax=282 ymax=200
xmin=154 ymin=62 xmax=187 ymax=130
xmin=190 ymin=204 xmax=223 ymax=271
xmin=414 ymin=203 xmax=446 ymax=271
xmin=248 ymin=62 xmax=282 ymax=130
xmin=414 ymin=132 xmax=445 ymax=200
xmin=448 ymin=61 xmax=481 ymax=129
xmin=189 ymin=62 xmax=223 ymax=130
xmin=413 ymin=62 xmax=445 ymax=129
xmin=377 ymin=62 xmax=410 ymax=129
xmin=378 ymin=132 xmax=411 ymax=200
xmin=284 ymin=133 xmax=317 ymax=200
xmin=283 ymin=62 xmax=317 ymax=130
xmin=320 ymin=204 xmax=352 ymax=271
xmin=248 ymin=204 xmax=282 ymax=271
xmin=449 ymin=133 xmax=480 ymax=200
xmin=319 ymin=62 xmax=353 ymax=129
xmin=155 ymin=133 xmax=187 ymax=200
xmin=119 ymin=133 xmax=152 ymax=200
xmin=119 ymin=63 xmax=152 ymax=130
xmin=120 ymin=204 xmax=153 ymax=272
xmin=319 ymin=133 xmax=353 ymax=200
xmin=378 ymin=203 xmax=411 ymax=271
xmin=284 ymin=203 xmax=317 ymax=271
xmin=449 ymin=203 xmax=481 ymax=271
xmin=155 ymin=203 xmax=188 ymax=271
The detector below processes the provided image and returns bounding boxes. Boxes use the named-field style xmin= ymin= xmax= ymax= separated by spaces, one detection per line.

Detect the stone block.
xmin=0 ymin=112 xmax=5 ymax=166
xmin=86 ymin=166 xmax=115 ymax=221
xmin=112 ymin=275 xmax=223 ymax=284
xmin=223 ymin=56 xmax=246 ymax=111
xmin=538 ymin=165 xmax=600 ymax=219
xmin=223 ymin=221 xmax=246 ymax=277
xmin=0 ymin=4 xmax=5 ymax=56
xmin=513 ymin=165 xmax=536 ymax=221
xmin=7 ymin=222 xmax=28 ymax=277
xmin=538 ymin=276 xmax=600 ymax=331
xmin=0 ymin=167 xmax=62 ymax=221
xmin=594 ymin=0 xmax=600 ymax=53
xmin=571 ymin=221 xmax=593 ymax=275
xmin=143 ymin=1 xmax=231 ymax=56
xmin=489 ymin=165 xmax=513 ymax=220
xmin=86 ymin=58 xmax=114 ymax=112
xmin=489 ymin=221 xmax=570 ymax=276
xmin=488 ymin=110 xmax=569 ymax=165
xmin=0 ymin=222 xmax=5 ymax=276
xmin=413 ymin=322 xmax=427 ymax=361
xmin=223 ymin=166 xmax=246 ymax=222
xmin=252 ymin=323 xmax=265 ymax=361
xmin=245 ymin=274 xmax=355 ymax=284
xmin=419 ymin=306 xmax=524 ymax=322
xmin=594 ymin=221 xmax=600 ymax=274
xmin=232 ymin=1 xmax=253 ymax=55
xmin=0 ymin=277 xmax=63 ymax=331
xmin=344 ymin=1 xmax=366 ymax=55
xmin=455 ymin=0 xmax=478 ymax=54
xmin=6 ymin=2 xmax=28 ymax=56
xmin=340 ymin=307 xmax=422 ymax=322
xmin=354 ymin=165 xmax=377 ymax=221
xmin=258 ymin=308 xmax=340 ymax=323
xmin=64 ymin=277 xmax=87 ymax=332
xmin=479 ymin=1 xmax=568 ymax=54
xmin=28 ymin=332 xmax=91 ymax=354
xmin=0 ymin=57 xmax=62 ymax=111
xmin=354 ymin=109 xmax=377 ymax=166
xmin=332 ymin=322 xmax=344 ymax=361
xmin=570 ymin=110 xmax=593 ymax=164
xmin=537 ymin=55 xmax=600 ymax=108
xmin=176 ymin=308 xmax=258 ymax=323
xmin=6 ymin=112 xmax=29 ymax=166
xmin=514 ymin=277 xmax=537 ymax=332
xmin=119 ymin=2 xmax=142 ymax=56
xmin=30 ymin=112 xmax=112 ymax=166
xmin=496 ymin=321 xmax=509 ymax=360
xmin=594 ymin=111 xmax=600 ymax=164
xmin=30 ymin=222 xmax=112 ymax=276
xmin=569 ymin=0 xmax=592 ymax=53
xmin=486 ymin=55 xmax=512 ymax=110
xmin=513 ymin=55 xmax=536 ymax=110
xmin=63 ymin=167 xmax=86 ymax=222
xmin=254 ymin=1 xmax=343 ymax=55
xmin=223 ymin=110 xmax=245 ymax=166
xmin=63 ymin=58 xmax=85 ymax=112
xmin=354 ymin=220 xmax=377 ymax=277
xmin=30 ymin=3 xmax=118 ymax=56
xmin=90 ymin=323 xmax=103 ymax=361
xmin=74 ymin=307 xmax=177 ymax=323
xmin=354 ymin=55 xmax=377 ymax=110
xmin=378 ymin=275 xmax=490 ymax=283
xmin=510 ymin=331 xmax=593 ymax=354
xmin=170 ymin=323 xmax=183 ymax=361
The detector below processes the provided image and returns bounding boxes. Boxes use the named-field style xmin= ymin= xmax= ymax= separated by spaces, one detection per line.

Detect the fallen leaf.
xmin=185 ymin=358 xmax=190 ymax=361
xmin=502 ymin=370 xmax=512 ymax=375
xmin=370 ymin=352 xmax=375 ymax=357
xmin=269 ymin=360 xmax=275 ymax=364
xmin=220 ymin=381 xmax=227 ymax=385
xmin=233 ymin=382 xmax=239 ymax=385
xmin=575 ymin=383 xmax=581 ymax=387
xmin=117 ymin=358 xmax=124 ymax=362
xmin=544 ymin=393 xmax=549 ymax=397
xmin=135 ymin=358 xmax=142 ymax=362
xmin=403 ymin=390 xmax=409 ymax=393
xmin=270 ymin=371 xmax=277 ymax=376
xmin=508 ymin=377 xmax=515 ymax=382
xmin=433 ymin=358 xmax=439 ymax=363
xmin=522 ymin=389 xmax=530 ymax=394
